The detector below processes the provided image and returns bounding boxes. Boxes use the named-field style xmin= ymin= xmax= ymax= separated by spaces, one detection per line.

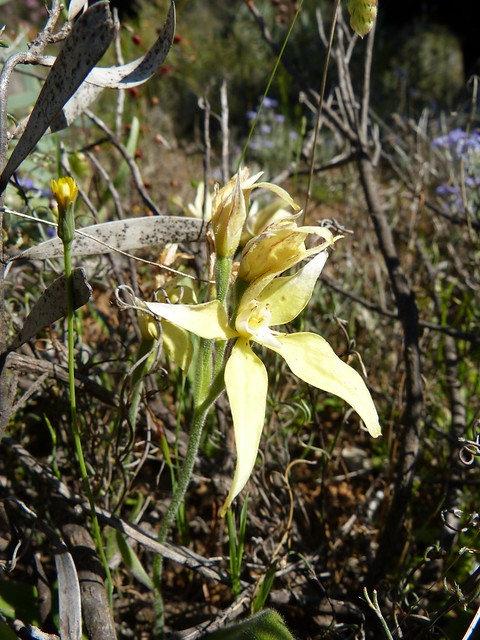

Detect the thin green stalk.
xmin=214 ymin=255 xmax=232 ymax=373
xmin=53 ymin=178 xmax=114 ymax=606
xmin=63 ymin=241 xmax=114 ymax=605
xmin=363 ymin=589 xmax=394 ymax=640
xmin=215 ymin=255 xmax=232 ymax=306
xmin=238 ymin=0 xmax=303 ymax=170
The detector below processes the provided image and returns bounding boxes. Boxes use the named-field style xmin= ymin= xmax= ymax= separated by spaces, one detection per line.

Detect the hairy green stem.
xmin=215 ymin=255 xmax=232 ymax=305
xmin=152 ymin=254 xmax=233 ymax=636
xmin=152 ymin=346 xmax=227 ymax=636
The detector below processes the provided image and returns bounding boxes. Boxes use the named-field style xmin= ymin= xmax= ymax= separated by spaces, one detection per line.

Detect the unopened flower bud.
xmin=347 ymin=0 xmax=377 ymax=38
xmin=212 ymin=171 xmax=247 ymax=258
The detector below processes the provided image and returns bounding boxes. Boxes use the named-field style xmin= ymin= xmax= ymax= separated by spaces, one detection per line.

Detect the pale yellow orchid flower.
xmin=143 ymin=250 xmax=381 ymax=516
xmin=238 ymin=216 xmax=340 ymax=307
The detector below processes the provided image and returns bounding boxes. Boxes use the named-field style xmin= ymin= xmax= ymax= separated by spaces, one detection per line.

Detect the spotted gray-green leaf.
xmin=55 ymin=547 xmax=82 ymax=640
xmin=0 ymin=2 xmax=114 ymax=193
xmin=49 ymin=0 xmax=175 ymax=131
xmin=6 ymin=268 xmax=92 ymax=353
xmin=10 ymin=216 xmax=204 ymax=262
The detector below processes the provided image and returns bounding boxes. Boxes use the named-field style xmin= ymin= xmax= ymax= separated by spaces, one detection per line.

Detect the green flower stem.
xmin=215 ymin=255 xmax=232 ymax=305
xmin=152 ymin=255 xmax=233 ymax=636
xmin=62 ymin=223 xmax=113 ymax=607
xmin=214 ymin=255 xmax=233 ymax=373
xmin=152 ymin=339 xmax=227 ymax=637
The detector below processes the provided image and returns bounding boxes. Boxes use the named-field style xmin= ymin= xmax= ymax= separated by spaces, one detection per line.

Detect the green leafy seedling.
xmin=201 ymin=609 xmax=294 ymax=640
xmin=227 ymin=495 xmax=248 ymax=599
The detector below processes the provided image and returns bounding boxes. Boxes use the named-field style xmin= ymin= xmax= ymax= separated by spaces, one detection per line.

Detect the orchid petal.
xmin=144 ymin=300 xmax=235 ymax=340
xmin=243 ymin=171 xmax=264 ymax=188
xmin=252 ymin=182 xmax=301 ymax=211
xmin=270 ymin=333 xmax=381 ymax=438
xmin=257 ymin=251 xmax=329 ymax=326
xmin=221 ymin=338 xmax=268 ymax=515
xmin=162 ymin=320 xmax=193 ymax=372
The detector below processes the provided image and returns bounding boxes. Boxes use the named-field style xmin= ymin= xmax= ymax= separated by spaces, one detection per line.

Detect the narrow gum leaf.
xmin=144 ymin=300 xmax=235 ymax=340
xmin=271 ymin=333 xmax=381 ymax=438
xmin=221 ymin=338 xmax=268 ymax=516
xmin=68 ymin=0 xmax=87 ymax=20
xmin=11 ymin=216 xmax=204 ymax=261
xmin=257 ymin=251 xmax=329 ymax=326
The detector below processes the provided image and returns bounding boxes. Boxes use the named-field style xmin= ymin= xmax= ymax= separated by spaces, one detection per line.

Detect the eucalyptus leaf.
xmin=49 ymin=1 xmax=175 ymax=131
xmin=6 ymin=268 xmax=92 ymax=353
xmin=68 ymin=0 xmax=88 ymax=20
xmin=81 ymin=0 xmax=175 ymax=89
xmin=10 ymin=216 xmax=204 ymax=261
xmin=55 ymin=547 xmax=82 ymax=640
xmin=0 ymin=2 xmax=114 ymax=193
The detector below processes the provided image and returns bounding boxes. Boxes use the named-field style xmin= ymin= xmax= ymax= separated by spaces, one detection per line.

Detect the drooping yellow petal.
xmin=252 ymin=181 xmax=301 ymax=212
xmin=256 ymin=251 xmax=329 ymax=326
xmin=239 ymin=223 xmax=308 ymax=284
xmin=270 ymin=332 xmax=381 ymax=438
xmin=144 ymin=300 xmax=236 ymax=341
xmin=162 ymin=320 xmax=193 ymax=373
xmin=221 ymin=337 xmax=269 ymax=516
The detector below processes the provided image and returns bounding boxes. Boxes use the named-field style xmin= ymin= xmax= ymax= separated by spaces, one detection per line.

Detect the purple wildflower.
xmin=262 ymin=96 xmax=278 ymax=109
xmin=435 ymin=183 xmax=459 ymax=197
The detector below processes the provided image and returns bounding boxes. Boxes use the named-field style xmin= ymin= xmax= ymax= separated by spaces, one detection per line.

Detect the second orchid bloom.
xmin=139 ymin=171 xmax=381 ymax=515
